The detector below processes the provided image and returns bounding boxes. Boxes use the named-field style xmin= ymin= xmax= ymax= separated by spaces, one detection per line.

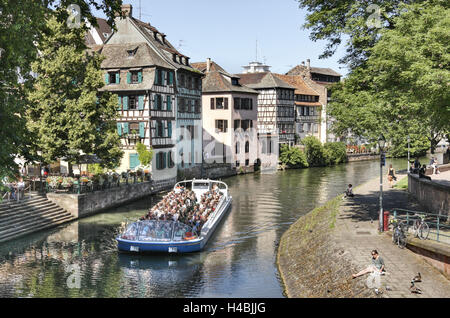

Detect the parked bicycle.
xmin=413 ymin=214 xmax=430 ymax=240
xmin=390 ymin=218 xmax=408 ymax=248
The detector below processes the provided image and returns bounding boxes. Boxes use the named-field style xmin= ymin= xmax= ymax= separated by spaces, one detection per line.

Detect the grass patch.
xmin=394 ymin=176 xmax=408 ymax=190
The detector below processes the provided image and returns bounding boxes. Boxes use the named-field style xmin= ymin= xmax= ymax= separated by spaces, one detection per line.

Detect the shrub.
xmin=301 ymin=136 xmax=326 ymax=166
xmin=324 ymin=142 xmax=348 ymax=165
xmin=279 ymin=144 xmax=309 ymax=168
xmin=136 ymin=142 xmax=154 ymax=167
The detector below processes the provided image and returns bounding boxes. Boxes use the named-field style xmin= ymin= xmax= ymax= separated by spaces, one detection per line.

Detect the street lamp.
xmin=407 ymin=135 xmax=411 ymax=173
xmin=378 ymin=135 xmax=386 ymax=232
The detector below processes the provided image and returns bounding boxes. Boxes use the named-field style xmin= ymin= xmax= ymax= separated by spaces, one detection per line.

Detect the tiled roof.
xmin=100 ymin=42 xmax=173 ymax=69
xmin=273 ymin=74 xmax=319 ymax=96
xmin=236 ymin=72 xmax=294 ymax=90
xmin=96 ymin=18 xmax=113 ymax=42
xmin=192 ymin=61 xmax=235 ymax=78
xmin=286 ymin=64 xmax=341 ymax=77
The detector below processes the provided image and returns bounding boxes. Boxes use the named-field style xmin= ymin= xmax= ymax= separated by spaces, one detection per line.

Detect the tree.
xmin=327 ymin=1 xmax=450 ymax=156
xmin=0 ymin=0 xmax=123 ymax=179
xmin=279 ymin=144 xmax=309 ymax=168
xmin=136 ymin=142 xmax=154 ymax=167
xmin=26 ymin=13 xmax=123 ymax=174
xmin=323 ymin=142 xmax=348 ymax=165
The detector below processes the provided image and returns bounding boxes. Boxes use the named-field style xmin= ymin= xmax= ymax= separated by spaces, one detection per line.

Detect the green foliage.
xmin=279 ymin=145 xmax=309 ymax=168
xmin=0 ymin=0 xmax=122 ymax=180
xmin=393 ymin=177 xmax=408 ymax=190
xmin=301 ymin=136 xmax=326 ymax=166
xmin=323 ymin=142 xmax=348 ymax=165
xmin=25 ymin=14 xmax=123 ymax=171
xmin=136 ymin=143 xmax=153 ymax=167
xmin=327 ymin=1 xmax=450 ymax=156
xmin=88 ymin=164 xmax=104 ymax=175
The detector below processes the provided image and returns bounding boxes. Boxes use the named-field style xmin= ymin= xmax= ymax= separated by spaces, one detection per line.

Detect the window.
xmin=215 ymin=120 xmax=228 ymax=133
xmin=154 ymin=94 xmax=162 ymax=110
xmin=231 ymin=78 xmax=239 ymax=86
xmin=234 ymin=98 xmax=241 ymax=110
xmin=155 ymin=120 xmax=164 ymax=137
xmin=215 ymin=98 xmax=228 ymax=110
xmin=245 ymin=141 xmax=249 ymax=153
xmin=129 ymin=153 xmax=140 ymax=169
xmin=194 ymin=100 xmax=200 ymax=113
xmin=234 ymin=119 xmax=240 ymax=131
xmin=130 ymin=122 xmax=139 ymax=133
xmin=235 ymin=142 xmax=240 ymax=154
xmin=155 ymin=152 xmax=167 ymax=170
xmin=107 ymin=71 xmax=120 ymax=84
xmin=168 ymin=151 xmax=175 ymax=168
xmin=127 ymin=48 xmax=137 ymax=57
xmin=129 ymin=95 xmax=137 ymax=110
xmin=245 ymin=159 xmax=249 ymax=166
xmin=187 ymin=76 xmax=192 ymax=89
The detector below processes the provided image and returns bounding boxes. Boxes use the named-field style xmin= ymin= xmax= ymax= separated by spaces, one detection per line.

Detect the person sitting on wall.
xmin=344 ymin=184 xmax=354 ymax=198
xmin=419 ymin=164 xmax=432 ymax=181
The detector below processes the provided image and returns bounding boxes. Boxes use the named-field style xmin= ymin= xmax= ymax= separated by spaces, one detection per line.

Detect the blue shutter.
xmin=116 ymin=72 xmax=120 ymax=83
xmin=105 ymin=73 xmax=110 ymax=84
xmin=127 ymin=72 xmax=131 ymax=84
xmin=169 ymin=72 xmax=173 ymax=85
xmin=138 ymin=71 xmax=142 ymax=83
xmin=155 ymin=121 xmax=159 ymax=137
xmin=162 ymin=70 xmax=165 ymax=85
xmin=139 ymin=122 xmax=145 ymax=138
xmin=167 ymin=96 xmax=172 ymax=111
xmin=163 ymin=152 xmax=167 ymax=169
xmin=117 ymin=96 xmax=122 ymax=110
xmin=155 ymin=69 xmax=159 ymax=85
xmin=123 ymin=96 xmax=128 ymax=110
xmin=138 ymin=95 xmax=144 ymax=110
xmin=167 ymin=121 xmax=172 ymax=138
xmin=117 ymin=123 xmax=122 ymax=136
xmin=130 ymin=154 xmax=140 ymax=170
xmin=123 ymin=122 xmax=129 ymax=134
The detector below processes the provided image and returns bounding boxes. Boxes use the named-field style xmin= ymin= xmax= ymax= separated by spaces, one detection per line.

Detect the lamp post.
xmin=378 ymin=135 xmax=386 ymax=232
xmin=407 ymin=135 xmax=411 ymax=173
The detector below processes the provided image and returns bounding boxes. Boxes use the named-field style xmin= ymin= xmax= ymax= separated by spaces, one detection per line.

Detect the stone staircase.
xmin=0 ymin=193 xmax=75 ymax=243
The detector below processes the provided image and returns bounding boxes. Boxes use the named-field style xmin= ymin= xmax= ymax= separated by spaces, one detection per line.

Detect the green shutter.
xmin=117 ymin=96 xmax=122 ymax=110
xmin=127 ymin=72 xmax=131 ymax=84
xmin=123 ymin=122 xmax=129 ymax=134
xmin=169 ymin=72 xmax=173 ymax=85
xmin=167 ymin=96 xmax=172 ymax=111
xmin=116 ymin=72 xmax=120 ymax=83
xmin=130 ymin=153 xmax=140 ymax=169
xmin=117 ymin=123 xmax=122 ymax=136
xmin=138 ymin=95 xmax=144 ymax=110
xmin=163 ymin=152 xmax=167 ymax=169
xmin=162 ymin=71 xmax=166 ymax=85
xmin=105 ymin=73 xmax=110 ymax=84
xmin=161 ymin=121 xmax=165 ymax=137
xmin=139 ymin=122 xmax=145 ymax=138
xmin=138 ymin=71 xmax=142 ymax=83
xmin=155 ymin=121 xmax=159 ymax=137
xmin=155 ymin=69 xmax=159 ymax=85
xmin=123 ymin=96 xmax=128 ymax=110
xmin=167 ymin=121 xmax=172 ymax=138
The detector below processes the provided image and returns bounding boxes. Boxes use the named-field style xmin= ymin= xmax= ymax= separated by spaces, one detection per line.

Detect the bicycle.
xmin=390 ymin=218 xmax=408 ymax=248
xmin=413 ymin=214 xmax=430 ymax=240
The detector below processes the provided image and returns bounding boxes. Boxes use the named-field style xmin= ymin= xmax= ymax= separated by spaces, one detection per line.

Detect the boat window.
xmin=121 ymin=222 xmax=139 ymax=240
xmin=173 ymin=222 xmax=197 ymax=241
xmin=192 ymin=182 xmax=210 ymax=190
xmin=136 ymin=221 xmax=173 ymax=241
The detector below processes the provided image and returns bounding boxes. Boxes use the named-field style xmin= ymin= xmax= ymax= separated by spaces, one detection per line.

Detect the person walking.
xmin=387 ymin=164 xmax=396 ymax=188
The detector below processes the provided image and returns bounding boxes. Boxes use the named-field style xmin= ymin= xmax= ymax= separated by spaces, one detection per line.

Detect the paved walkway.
xmin=429 ymin=169 xmax=450 ymax=187
xmin=334 ymin=174 xmax=450 ymax=297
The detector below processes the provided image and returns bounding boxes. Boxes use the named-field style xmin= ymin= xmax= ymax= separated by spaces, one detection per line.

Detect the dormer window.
xmin=185 ymin=57 xmax=189 ymax=66
xmin=173 ymin=54 xmax=177 ymax=62
xmin=231 ymin=78 xmax=239 ymax=86
xmin=127 ymin=47 xmax=138 ymax=57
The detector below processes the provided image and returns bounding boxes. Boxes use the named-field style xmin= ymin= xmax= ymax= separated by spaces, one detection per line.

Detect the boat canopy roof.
xmin=120 ymin=220 xmax=198 ymax=243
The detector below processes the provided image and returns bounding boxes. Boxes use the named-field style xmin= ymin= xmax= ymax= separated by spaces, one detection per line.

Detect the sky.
xmin=93 ymin=0 xmax=348 ymax=76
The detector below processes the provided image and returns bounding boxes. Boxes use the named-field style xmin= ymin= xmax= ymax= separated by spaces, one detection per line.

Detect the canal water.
xmin=0 ymin=158 xmax=410 ymax=297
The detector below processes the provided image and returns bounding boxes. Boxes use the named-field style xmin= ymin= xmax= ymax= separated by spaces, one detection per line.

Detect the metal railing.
xmin=1 ymin=183 xmax=33 ymax=203
xmin=392 ymin=208 xmax=450 ymax=244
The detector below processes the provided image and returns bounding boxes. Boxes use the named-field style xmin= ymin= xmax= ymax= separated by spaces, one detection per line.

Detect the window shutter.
xmin=123 ymin=96 xmax=129 ymax=110
xmin=155 ymin=69 xmax=159 ymax=85
xmin=155 ymin=121 xmax=159 ymax=137
xmin=163 ymin=152 xmax=167 ymax=169
xmin=139 ymin=122 xmax=145 ymax=138
xmin=126 ymin=72 xmax=131 ymax=84
xmin=117 ymin=123 xmax=122 ymax=136
xmin=138 ymin=71 xmax=142 ymax=83
xmin=161 ymin=121 xmax=165 ymax=137
xmin=152 ymin=94 xmax=155 ymax=110
xmin=138 ymin=95 xmax=144 ymax=110
xmin=224 ymin=98 xmax=228 ymax=109
xmin=167 ymin=121 xmax=172 ymax=138
xmin=105 ymin=73 xmax=110 ymax=84
xmin=117 ymin=96 xmax=122 ymax=110
xmin=250 ymin=99 xmax=253 ymax=110
xmin=116 ymin=72 xmax=120 ymax=84
xmin=210 ymin=98 xmax=215 ymax=110
xmin=169 ymin=72 xmax=173 ymax=85
xmin=123 ymin=122 xmax=129 ymax=134
xmin=224 ymin=120 xmax=228 ymax=132
xmin=167 ymin=96 xmax=172 ymax=111
xmin=161 ymin=70 xmax=165 ymax=85
xmin=156 ymin=154 xmax=160 ymax=170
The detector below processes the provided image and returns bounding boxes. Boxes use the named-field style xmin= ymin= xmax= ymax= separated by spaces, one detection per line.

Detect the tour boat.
xmin=116 ymin=179 xmax=232 ymax=253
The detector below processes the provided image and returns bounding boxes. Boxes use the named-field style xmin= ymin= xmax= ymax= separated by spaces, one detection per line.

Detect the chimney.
xmin=301 ymin=61 xmax=305 ymax=66
xmin=306 ymin=59 xmax=311 ymax=70
xmin=120 ymin=4 xmax=132 ymax=17
xmin=206 ymin=58 xmax=211 ymax=72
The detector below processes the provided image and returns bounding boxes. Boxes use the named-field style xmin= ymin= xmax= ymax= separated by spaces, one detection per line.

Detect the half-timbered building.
xmin=99 ymin=4 xmax=203 ymax=185
xmin=238 ymin=72 xmax=296 ymax=148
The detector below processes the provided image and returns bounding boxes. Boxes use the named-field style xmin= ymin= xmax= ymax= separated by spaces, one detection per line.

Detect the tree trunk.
xmin=68 ymin=162 xmax=73 ymax=177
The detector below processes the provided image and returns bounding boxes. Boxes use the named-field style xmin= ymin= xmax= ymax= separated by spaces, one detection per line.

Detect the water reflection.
xmin=0 ymin=158 xmax=411 ymax=297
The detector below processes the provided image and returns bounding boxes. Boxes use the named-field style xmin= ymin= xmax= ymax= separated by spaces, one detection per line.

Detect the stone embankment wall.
xmin=347 ymin=153 xmax=379 ymax=162
xmin=408 ymin=173 xmax=450 ymax=215
xmin=277 ymin=196 xmax=374 ymax=298
xmin=47 ymin=181 xmax=164 ymax=219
